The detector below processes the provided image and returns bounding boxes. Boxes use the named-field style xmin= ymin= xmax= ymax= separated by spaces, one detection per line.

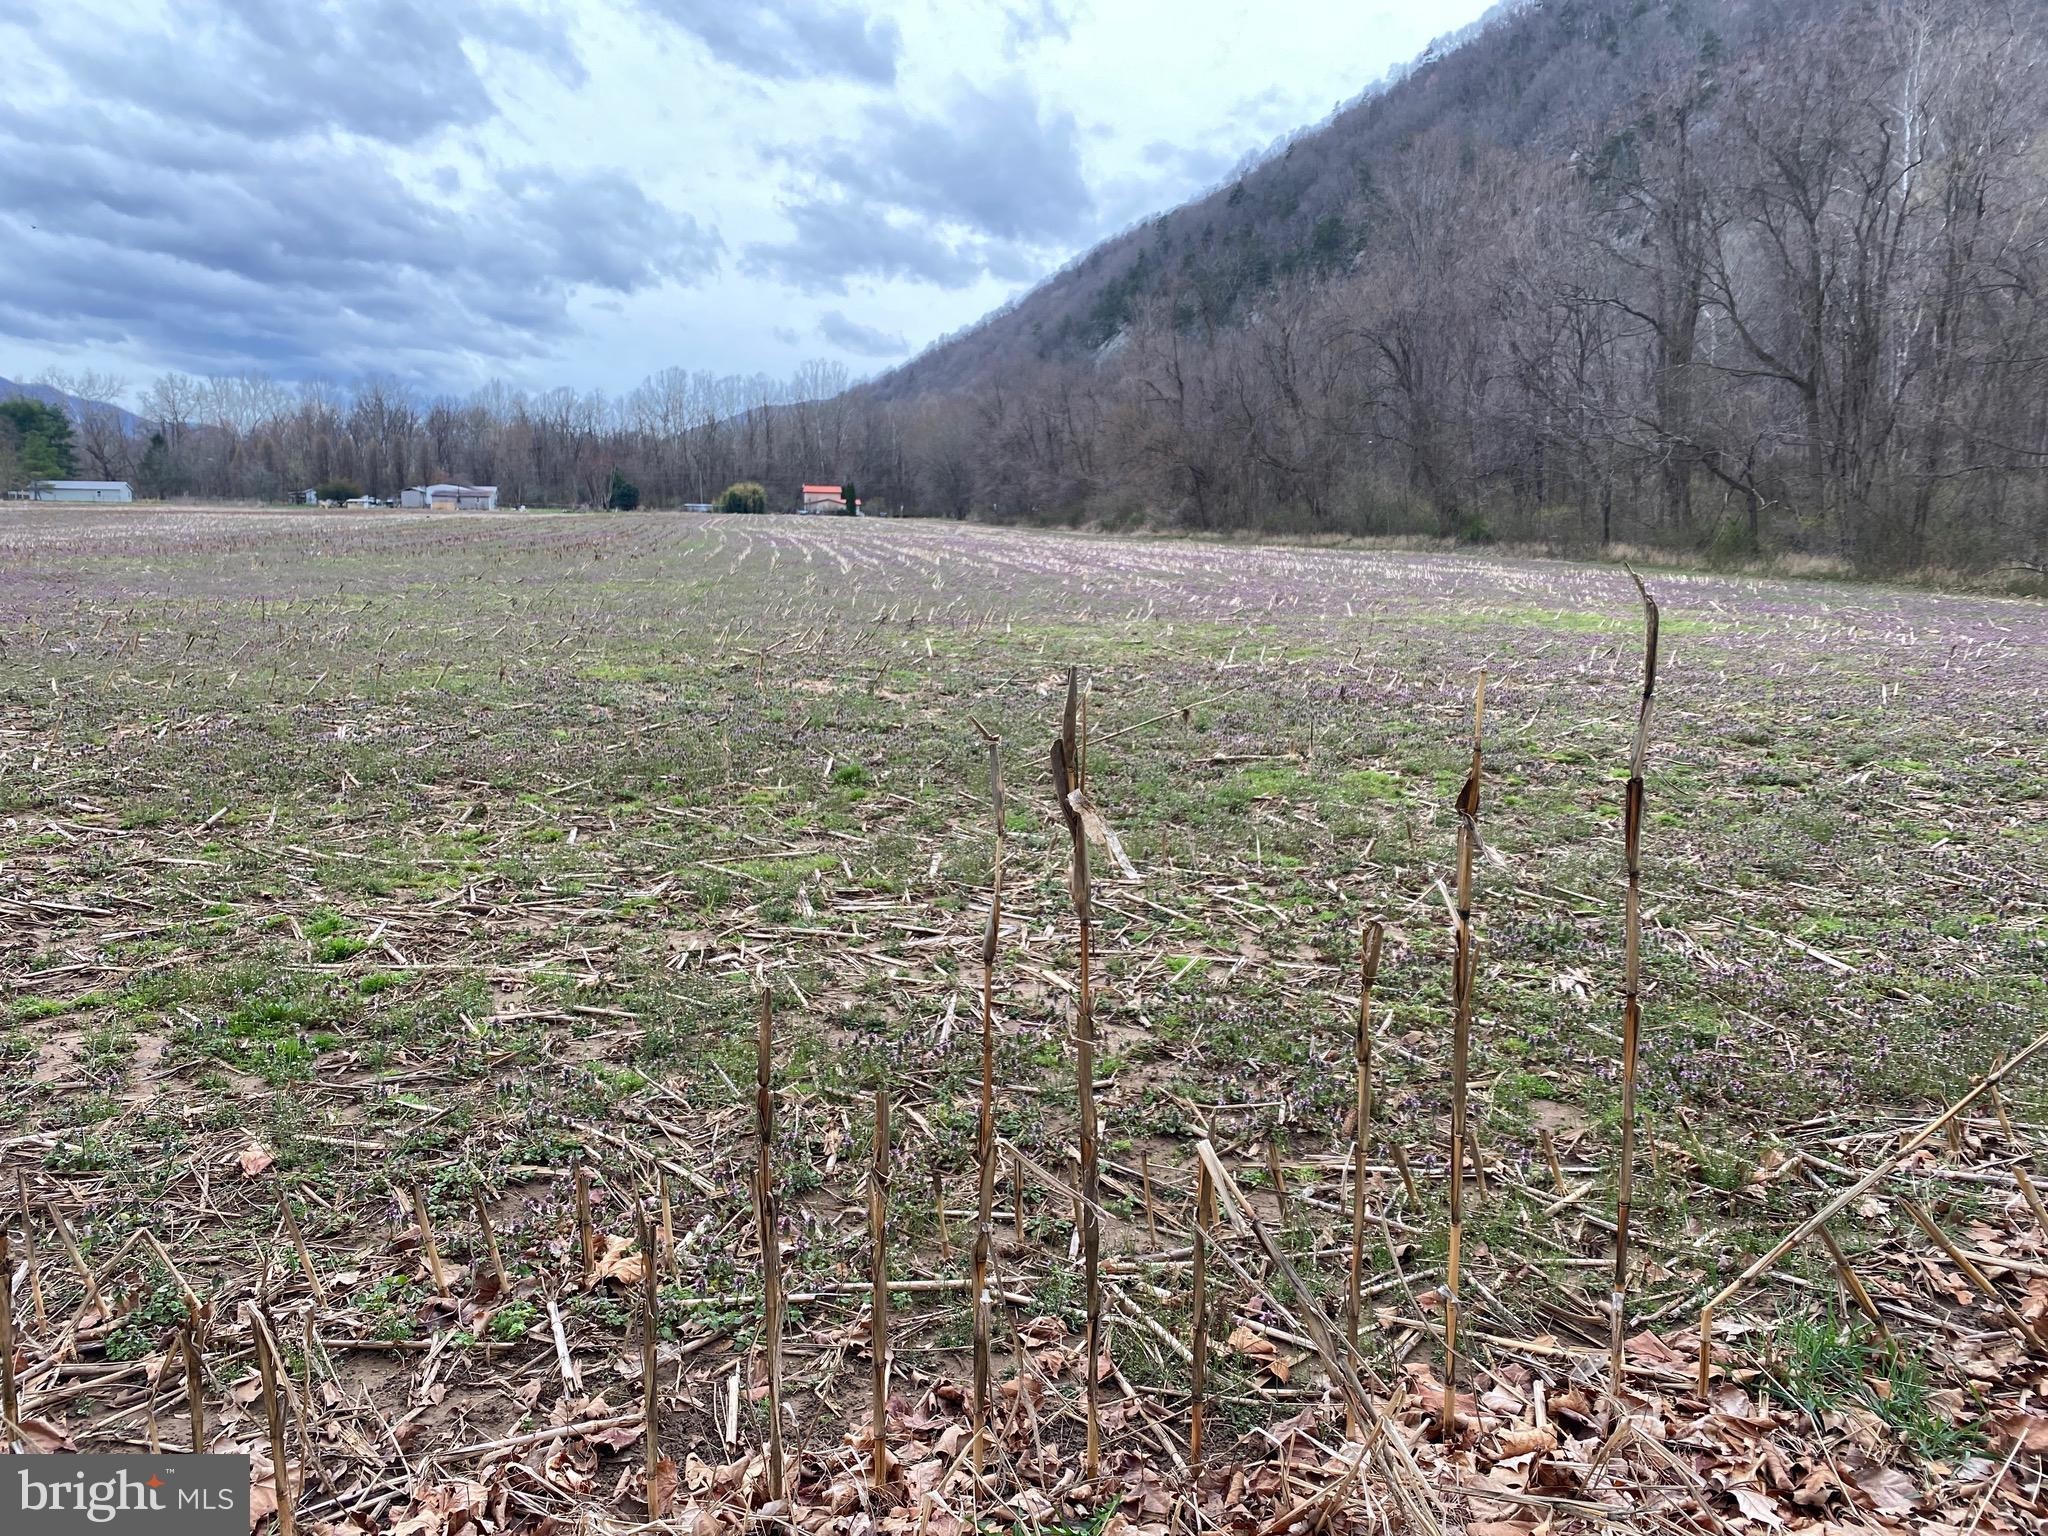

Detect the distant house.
xmin=681 ymin=502 xmax=713 ymax=513
xmin=800 ymin=483 xmax=861 ymax=514
xmin=401 ymin=483 xmax=499 ymax=510
xmin=27 ymin=480 xmax=133 ymax=503
xmin=298 ymin=488 xmax=319 ymax=505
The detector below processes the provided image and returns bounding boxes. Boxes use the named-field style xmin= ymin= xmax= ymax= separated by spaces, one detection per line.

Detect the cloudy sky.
xmin=0 ymin=0 xmax=1491 ymax=399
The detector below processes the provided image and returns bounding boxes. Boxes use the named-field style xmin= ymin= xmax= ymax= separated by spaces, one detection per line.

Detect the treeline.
xmin=4 ymin=362 xmax=901 ymax=514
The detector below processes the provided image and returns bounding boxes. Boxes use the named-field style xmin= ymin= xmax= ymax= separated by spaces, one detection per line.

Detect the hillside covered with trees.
xmin=858 ymin=0 xmax=2048 ymax=573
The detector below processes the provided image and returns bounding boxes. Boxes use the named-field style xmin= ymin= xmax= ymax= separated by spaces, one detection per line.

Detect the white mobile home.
xmin=401 ymin=483 xmax=499 ymax=510
xmin=28 ymin=480 xmax=133 ymax=502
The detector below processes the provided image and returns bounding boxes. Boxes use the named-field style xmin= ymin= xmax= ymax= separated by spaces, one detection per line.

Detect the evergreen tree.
xmin=0 ymin=398 xmax=77 ymax=479
xmin=136 ymin=431 xmax=176 ymax=497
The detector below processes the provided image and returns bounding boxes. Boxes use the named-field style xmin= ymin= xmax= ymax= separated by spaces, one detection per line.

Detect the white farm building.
xmin=400 ymin=483 xmax=498 ymax=510
xmin=27 ymin=480 xmax=133 ymax=502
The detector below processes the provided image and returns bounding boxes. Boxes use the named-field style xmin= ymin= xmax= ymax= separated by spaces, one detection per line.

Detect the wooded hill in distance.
xmin=11 ymin=0 xmax=2043 ymax=581
xmin=858 ymin=0 xmax=2048 ymax=575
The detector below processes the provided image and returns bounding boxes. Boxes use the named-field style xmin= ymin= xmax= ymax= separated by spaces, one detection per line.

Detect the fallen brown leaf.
xmin=589 ymin=1234 xmax=646 ymax=1287
xmin=1850 ymin=1463 xmax=1919 ymax=1514
xmin=1993 ymin=1412 xmax=2048 ymax=1453
xmin=1497 ymin=1426 xmax=1557 ymax=1458
xmin=1730 ymin=1485 xmax=1784 ymax=1527
xmin=17 ymin=1417 xmax=77 ymax=1453
xmin=647 ymin=1456 xmax=678 ymax=1518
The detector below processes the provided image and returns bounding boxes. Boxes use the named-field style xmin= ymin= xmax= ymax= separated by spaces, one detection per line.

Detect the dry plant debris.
xmin=0 ymin=508 xmax=2044 ymax=1536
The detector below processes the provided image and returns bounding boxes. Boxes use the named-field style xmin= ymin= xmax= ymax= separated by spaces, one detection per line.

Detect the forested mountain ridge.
xmin=851 ymin=0 xmax=2048 ymax=574
xmin=866 ymin=0 xmax=1674 ymax=397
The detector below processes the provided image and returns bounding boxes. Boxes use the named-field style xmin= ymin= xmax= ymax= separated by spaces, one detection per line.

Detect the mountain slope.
xmin=867 ymin=0 xmax=1797 ymax=400
xmin=833 ymin=0 xmax=2046 ymax=574
xmin=0 ymin=376 xmax=144 ymax=436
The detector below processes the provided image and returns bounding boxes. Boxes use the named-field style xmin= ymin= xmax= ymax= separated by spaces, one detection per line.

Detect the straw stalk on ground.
xmin=753 ymin=984 xmax=788 ymax=1498
xmin=0 ymin=1226 xmax=17 ymax=1445
xmin=970 ymin=717 xmax=1004 ymax=1485
xmin=1610 ymin=573 xmax=1659 ymax=1393
xmin=1049 ymin=665 xmax=1102 ymax=1475
xmin=869 ymin=1083 xmax=892 ymax=1491
xmin=1347 ymin=918 xmax=1384 ymax=1436
xmin=1443 ymin=672 xmax=1485 ymax=1435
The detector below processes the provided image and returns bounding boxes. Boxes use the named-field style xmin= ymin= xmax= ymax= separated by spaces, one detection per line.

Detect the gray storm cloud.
xmin=0 ymin=0 xmax=717 ymax=379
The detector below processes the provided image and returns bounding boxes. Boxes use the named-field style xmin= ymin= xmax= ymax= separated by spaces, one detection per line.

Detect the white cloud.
xmin=0 ymin=0 xmax=1494 ymax=389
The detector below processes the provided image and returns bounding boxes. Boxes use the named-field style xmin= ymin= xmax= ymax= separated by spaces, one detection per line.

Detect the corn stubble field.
xmin=1 ymin=507 xmax=2044 ymax=1536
